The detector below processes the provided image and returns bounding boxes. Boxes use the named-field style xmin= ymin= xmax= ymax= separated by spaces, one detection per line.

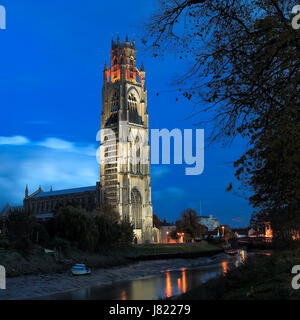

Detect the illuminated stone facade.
xmin=100 ymin=36 xmax=153 ymax=243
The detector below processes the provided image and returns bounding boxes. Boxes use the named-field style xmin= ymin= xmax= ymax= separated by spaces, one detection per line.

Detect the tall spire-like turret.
xmin=25 ymin=185 xmax=29 ymax=198
xmin=100 ymin=37 xmax=153 ymax=243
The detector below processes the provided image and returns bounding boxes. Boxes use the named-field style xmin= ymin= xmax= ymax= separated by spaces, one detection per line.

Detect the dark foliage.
xmin=54 ymin=205 xmax=134 ymax=251
xmin=176 ymin=208 xmax=207 ymax=239
xmin=143 ymin=0 xmax=300 ymax=241
xmin=153 ymin=214 xmax=161 ymax=228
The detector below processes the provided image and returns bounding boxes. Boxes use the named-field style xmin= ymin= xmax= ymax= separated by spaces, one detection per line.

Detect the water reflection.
xmin=221 ymin=261 xmax=228 ymax=275
xmin=121 ymin=290 xmax=127 ymax=300
xmin=240 ymin=250 xmax=246 ymax=263
xmin=165 ymin=271 xmax=172 ymax=298
xmin=177 ymin=278 xmax=181 ymax=293
xmin=234 ymin=249 xmax=247 ymax=267
xmin=40 ymin=253 xmax=247 ymax=300
xmin=182 ymin=268 xmax=187 ymax=294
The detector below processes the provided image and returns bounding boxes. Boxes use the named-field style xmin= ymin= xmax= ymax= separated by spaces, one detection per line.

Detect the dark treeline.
xmin=1 ymin=204 xmax=134 ymax=256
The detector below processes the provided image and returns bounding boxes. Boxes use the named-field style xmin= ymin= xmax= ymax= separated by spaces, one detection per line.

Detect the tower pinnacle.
xmin=100 ymin=38 xmax=153 ymax=243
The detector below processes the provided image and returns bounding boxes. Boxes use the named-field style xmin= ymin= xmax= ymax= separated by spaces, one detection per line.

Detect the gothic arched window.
xmin=131 ymin=188 xmax=142 ymax=229
xmin=111 ymin=92 xmax=119 ymax=112
xmin=128 ymin=93 xmax=137 ymax=110
xmin=128 ymin=92 xmax=143 ymax=124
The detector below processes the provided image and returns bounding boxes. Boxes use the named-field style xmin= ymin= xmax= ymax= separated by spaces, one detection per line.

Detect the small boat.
xmin=44 ymin=248 xmax=56 ymax=254
xmin=71 ymin=264 xmax=91 ymax=276
xmin=225 ymin=249 xmax=239 ymax=256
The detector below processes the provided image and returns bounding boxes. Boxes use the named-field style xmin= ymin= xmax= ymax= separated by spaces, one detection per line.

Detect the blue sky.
xmin=0 ymin=0 xmax=252 ymax=227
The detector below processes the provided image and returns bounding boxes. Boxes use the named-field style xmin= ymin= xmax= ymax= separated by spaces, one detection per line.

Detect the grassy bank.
xmin=124 ymin=243 xmax=223 ymax=260
xmin=175 ymin=248 xmax=300 ymax=300
xmin=0 ymin=248 xmax=129 ymax=277
xmin=0 ymin=242 xmax=222 ymax=277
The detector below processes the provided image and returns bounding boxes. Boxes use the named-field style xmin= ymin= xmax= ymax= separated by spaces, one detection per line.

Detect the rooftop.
xmin=32 ymin=186 xmax=96 ymax=198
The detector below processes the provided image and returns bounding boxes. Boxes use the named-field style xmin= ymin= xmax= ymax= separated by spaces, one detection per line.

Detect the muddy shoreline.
xmin=0 ymin=253 xmax=229 ymax=300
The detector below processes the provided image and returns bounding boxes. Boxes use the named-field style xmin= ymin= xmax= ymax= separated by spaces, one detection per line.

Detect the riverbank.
xmin=175 ymin=248 xmax=300 ymax=300
xmin=0 ymin=243 xmax=222 ymax=278
xmin=0 ymin=252 xmax=227 ymax=300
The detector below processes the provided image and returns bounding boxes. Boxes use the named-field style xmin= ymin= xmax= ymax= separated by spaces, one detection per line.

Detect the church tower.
xmin=100 ymin=35 xmax=153 ymax=243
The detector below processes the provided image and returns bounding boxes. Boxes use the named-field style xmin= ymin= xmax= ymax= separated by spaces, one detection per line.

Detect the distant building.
xmin=160 ymin=225 xmax=176 ymax=243
xmin=199 ymin=214 xmax=220 ymax=231
xmin=248 ymin=228 xmax=256 ymax=237
xmin=248 ymin=222 xmax=273 ymax=239
xmin=232 ymin=228 xmax=249 ymax=238
xmin=23 ymin=184 xmax=103 ymax=215
xmin=204 ymin=229 xmax=220 ymax=239
xmin=158 ymin=220 xmax=184 ymax=244
xmin=152 ymin=227 xmax=161 ymax=243
xmin=0 ymin=184 xmax=103 ymax=236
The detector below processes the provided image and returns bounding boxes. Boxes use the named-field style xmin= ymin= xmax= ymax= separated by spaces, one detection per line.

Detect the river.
xmin=39 ymin=249 xmax=247 ymax=300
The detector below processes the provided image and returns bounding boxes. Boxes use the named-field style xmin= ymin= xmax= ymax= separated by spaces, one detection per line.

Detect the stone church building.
xmin=100 ymin=35 xmax=153 ymax=243
xmin=1 ymin=36 xmax=153 ymax=244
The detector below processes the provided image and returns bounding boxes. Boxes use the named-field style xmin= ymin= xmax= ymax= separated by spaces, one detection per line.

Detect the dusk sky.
xmin=0 ymin=0 xmax=252 ymax=227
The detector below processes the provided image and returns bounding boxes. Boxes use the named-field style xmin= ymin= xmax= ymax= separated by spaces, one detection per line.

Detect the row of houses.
xmin=155 ymin=214 xmax=222 ymax=244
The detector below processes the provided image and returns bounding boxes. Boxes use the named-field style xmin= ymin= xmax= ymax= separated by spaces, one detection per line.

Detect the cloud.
xmin=0 ymin=136 xmax=99 ymax=209
xmin=0 ymin=135 xmax=97 ymax=156
xmin=0 ymin=135 xmax=30 ymax=145
xmin=36 ymin=138 xmax=97 ymax=156
xmin=37 ymin=138 xmax=74 ymax=150
xmin=151 ymin=166 xmax=171 ymax=182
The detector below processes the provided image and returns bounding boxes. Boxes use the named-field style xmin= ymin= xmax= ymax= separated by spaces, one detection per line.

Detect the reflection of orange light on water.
xmin=121 ymin=290 xmax=127 ymax=300
xmin=181 ymin=268 xmax=187 ymax=293
xmin=166 ymin=271 xmax=172 ymax=298
xmin=221 ymin=261 xmax=228 ymax=275
xmin=292 ymin=232 xmax=300 ymax=240
xmin=177 ymin=278 xmax=182 ymax=293
xmin=241 ymin=250 xmax=245 ymax=263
